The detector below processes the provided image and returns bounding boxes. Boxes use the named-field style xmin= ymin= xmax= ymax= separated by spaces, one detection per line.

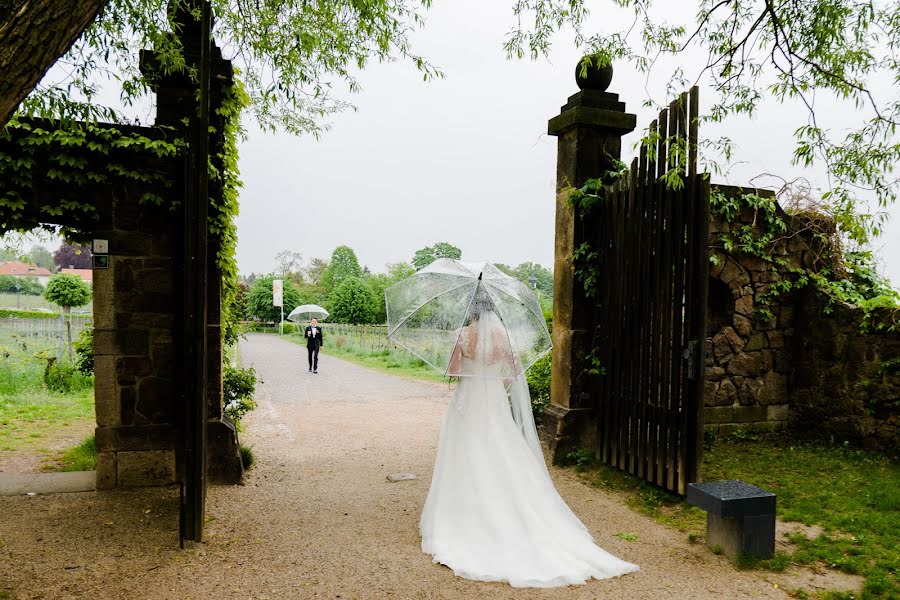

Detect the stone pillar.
xmin=540 ymin=60 xmax=636 ymax=462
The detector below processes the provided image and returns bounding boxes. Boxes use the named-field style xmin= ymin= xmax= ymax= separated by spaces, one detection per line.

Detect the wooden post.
xmin=541 ymin=59 xmax=636 ymax=463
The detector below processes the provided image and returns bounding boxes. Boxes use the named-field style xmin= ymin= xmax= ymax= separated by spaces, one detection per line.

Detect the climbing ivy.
xmin=708 ymin=189 xmax=900 ymax=332
xmin=0 ymin=78 xmax=248 ymax=345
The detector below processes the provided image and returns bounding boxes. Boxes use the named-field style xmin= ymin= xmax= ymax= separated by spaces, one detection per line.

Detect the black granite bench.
xmin=687 ymin=480 xmax=776 ymax=559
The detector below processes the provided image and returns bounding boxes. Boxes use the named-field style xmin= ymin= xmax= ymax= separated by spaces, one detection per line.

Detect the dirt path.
xmin=0 ymin=333 xmax=794 ymax=599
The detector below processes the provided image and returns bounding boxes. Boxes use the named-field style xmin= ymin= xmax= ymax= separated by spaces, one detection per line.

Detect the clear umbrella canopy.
xmin=287 ymin=304 xmax=329 ymax=322
xmin=385 ymin=259 xmax=551 ymax=379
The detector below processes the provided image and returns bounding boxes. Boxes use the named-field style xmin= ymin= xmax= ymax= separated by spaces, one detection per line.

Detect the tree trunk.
xmin=0 ymin=0 xmax=108 ymax=126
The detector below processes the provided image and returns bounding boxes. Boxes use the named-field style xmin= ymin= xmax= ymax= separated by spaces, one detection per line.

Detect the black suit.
xmin=305 ymin=325 xmax=324 ymax=371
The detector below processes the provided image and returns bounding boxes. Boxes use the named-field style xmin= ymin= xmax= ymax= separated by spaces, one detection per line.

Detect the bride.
xmin=419 ymin=291 xmax=639 ymax=588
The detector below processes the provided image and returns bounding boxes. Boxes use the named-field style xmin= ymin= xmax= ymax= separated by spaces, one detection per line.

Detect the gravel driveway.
xmin=0 ymin=333 xmax=792 ymax=599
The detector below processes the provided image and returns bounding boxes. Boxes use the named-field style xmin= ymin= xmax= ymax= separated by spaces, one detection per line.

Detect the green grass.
xmin=572 ymin=434 xmax=899 ymax=599
xmin=0 ymin=388 xmax=94 ymax=451
xmin=54 ymin=434 xmax=97 ymax=471
xmin=240 ymin=444 xmax=254 ymax=470
xmin=282 ymin=332 xmax=447 ymax=383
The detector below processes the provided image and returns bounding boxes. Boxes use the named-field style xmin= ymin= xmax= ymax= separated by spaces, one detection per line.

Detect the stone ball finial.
xmin=575 ymin=57 xmax=613 ymax=91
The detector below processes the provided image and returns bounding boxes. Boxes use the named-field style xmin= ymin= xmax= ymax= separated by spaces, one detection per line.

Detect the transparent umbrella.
xmin=287 ymin=304 xmax=329 ymax=322
xmin=385 ymin=259 xmax=551 ymax=379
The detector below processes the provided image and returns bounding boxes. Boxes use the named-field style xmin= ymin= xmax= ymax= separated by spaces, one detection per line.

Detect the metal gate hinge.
xmin=683 ymin=340 xmax=700 ymax=380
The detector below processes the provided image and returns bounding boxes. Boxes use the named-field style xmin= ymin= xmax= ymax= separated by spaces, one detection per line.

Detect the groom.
xmin=305 ymin=318 xmax=324 ymax=373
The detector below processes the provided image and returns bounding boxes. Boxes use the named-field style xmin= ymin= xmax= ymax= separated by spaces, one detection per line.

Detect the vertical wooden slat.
xmin=651 ymin=108 xmax=669 ymax=486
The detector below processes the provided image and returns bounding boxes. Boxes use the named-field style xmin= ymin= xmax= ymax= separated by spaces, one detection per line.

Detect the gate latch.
xmin=683 ymin=340 xmax=700 ymax=380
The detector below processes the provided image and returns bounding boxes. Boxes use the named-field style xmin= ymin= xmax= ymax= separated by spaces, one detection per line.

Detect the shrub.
xmin=246 ymin=275 xmax=301 ymax=324
xmin=224 ymin=364 xmax=257 ymax=424
xmin=329 ymin=276 xmax=377 ymax=324
xmin=526 ymin=354 xmax=552 ymax=418
xmin=73 ymin=328 xmax=93 ymax=375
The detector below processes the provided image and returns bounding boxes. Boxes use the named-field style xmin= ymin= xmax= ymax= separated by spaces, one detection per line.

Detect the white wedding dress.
xmin=419 ymin=311 xmax=639 ymax=588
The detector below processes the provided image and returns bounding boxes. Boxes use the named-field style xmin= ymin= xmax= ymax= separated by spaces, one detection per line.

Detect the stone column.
xmin=540 ymin=60 xmax=636 ymax=461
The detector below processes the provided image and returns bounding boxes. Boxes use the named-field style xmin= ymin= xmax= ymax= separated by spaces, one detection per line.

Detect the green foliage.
xmin=412 ymin=242 xmax=462 ymax=270
xmin=0 ymin=308 xmax=89 ymax=319
xmin=72 ymin=327 xmax=93 ymax=375
xmin=365 ymin=262 xmax=415 ymax=324
xmin=22 ymin=0 xmax=440 ymax=136
xmin=28 ymin=245 xmax=55 ymax=273
xmin=0 ymin=275 xmax=43 ymax=295
xmin=329 ymin=276 xmax=377 ymax=324
xmin=223 ymin=364 xmax=257 ymax=425
xmin=213 ymin=81 xmax=249 ymax=346
xmin=526 ymin=354 xmax=552 ymax=418
xmin=42 ymin=273 xmax=91 ymax=310
xmin=321 ymin=245 xmax=362 ymax=291
xmin=239 ymin=444 xmax=255 ymax=470
xmin=246 ymin=274 xmax=302 ymax=324
xmin=709 ymin=189 xmax=899 ymax=330
xmin=507 ymin=1 xmax=900 ymax=232
xmin=56 ymin=435 xmax=97 ymax=472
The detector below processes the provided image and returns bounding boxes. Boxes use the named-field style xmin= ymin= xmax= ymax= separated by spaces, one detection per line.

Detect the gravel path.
xmin=0 ymin=333 xmax=793 ymax=599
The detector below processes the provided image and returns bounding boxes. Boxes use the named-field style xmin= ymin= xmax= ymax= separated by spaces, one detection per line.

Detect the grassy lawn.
xmin=569 ymin=434 xmax=899 ymax=599
xmin=0 ymin=388 xmax=94 ymax=452
xmin=54 ymin=434 xmax=97 ymax=471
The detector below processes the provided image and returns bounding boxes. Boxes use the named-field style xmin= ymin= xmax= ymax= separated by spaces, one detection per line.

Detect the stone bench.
xmin=687 ymin=480 xmax=776 ymax=559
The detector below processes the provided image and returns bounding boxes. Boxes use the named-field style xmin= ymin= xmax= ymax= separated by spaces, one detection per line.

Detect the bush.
xmin=246 ymin=275 xmax=302 ymax=324
xmin=42 ymin=359 xmax=93 ymax=393
xmin=526 ymin=354 xmax=552 ymax=418
xmin=329 ymin=276 xmax=377 ymax=324
xmin=0 ymin=274 xmax=43 ymax=295
xmin=223 ymin=364 xmax=258 ymax=424
xmin=240 ymin=444 xmax=255 ymax=470
xmin=73 ymin=328 xmax=93 ymax=375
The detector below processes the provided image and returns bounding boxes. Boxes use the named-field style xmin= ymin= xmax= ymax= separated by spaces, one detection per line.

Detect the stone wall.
xmin=791 ymin=289 xmax=900 ymax=452
xmin=701 ymin=186 xmax=900 ymax=453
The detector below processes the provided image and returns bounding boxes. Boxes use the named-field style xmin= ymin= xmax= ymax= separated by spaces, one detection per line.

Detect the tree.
xmin=366 ymin=262 xmax=416 ymax=323
xmin=329 ymin=276 xmax=377 ymax=324
xmin=507 ymin=1 xmax=900 ymax=247
xmin=305 ymin=258 xmax=329 ymax=287
xmin=412 ymin=242 xmax=462 ymax=270
xmin=43 ymin=272 xmax=91 ymax=359
xmin=274 ymin=249 xmax=303 ymax=280
xmin=0 ymin=274 xmax=42 ymax=295
xmin=0 ymin=0 xmax=106 ymax=126
xmin=11 ymin=0 xmax=439 ymax=135
xmin=321 ymin=246 xmax=362 ymax=291
xmin=245 ymin=274 xmax=301 ymax=325
xmin=53 ymin=243 xmax=92 ymax=269
xmin=28 ymin=245 xmax=55 ymax=272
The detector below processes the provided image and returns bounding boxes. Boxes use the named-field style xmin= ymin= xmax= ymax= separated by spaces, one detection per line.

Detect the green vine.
xmin=709 ymin=189 xmax=899 ymax=332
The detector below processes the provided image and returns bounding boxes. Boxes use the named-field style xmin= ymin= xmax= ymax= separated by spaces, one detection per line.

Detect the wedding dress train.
xmin=419 ymin=312 xmax=639 ymax=588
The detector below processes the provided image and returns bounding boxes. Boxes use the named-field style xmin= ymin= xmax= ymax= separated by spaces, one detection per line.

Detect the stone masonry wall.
xmin=701 ymin=186 xmax=900 ymax=453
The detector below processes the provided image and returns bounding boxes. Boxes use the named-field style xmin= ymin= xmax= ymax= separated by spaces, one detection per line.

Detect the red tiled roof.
xmin=0 ymin=261 xmax=53 ymax=277
xmin=61 ymin=268 xmax=93 ymax=283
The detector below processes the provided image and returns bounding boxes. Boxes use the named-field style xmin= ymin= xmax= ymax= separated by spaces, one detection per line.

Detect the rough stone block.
xmin=94 ymin=330 xmax=149 ymax=356
xmin=707 ymin=366 xmax=726 ymax=381
xmin=733 ymin=405 xmax=767 ymax=423
xmin=136 ymin=376 xmax=174 ymax=424
xmin=117 ymin=356 xmax=152 ymax=384
xmin=767 ymin=404 xmax=790 ymax=421
xmin=727 ymin=352 xmax=769 ymax=377
xmin=721 ymin=260 xmax=750 ymax=286
xmin=733 ymin=314 xmax=752 ymax=336
xmin=137 ymin=268 xmax=173 ymax=295
xmin=745 ymin=332 xmax=768 ymax=351
xmin=737 ymin=378 xmax=763 ymax=406
xmin=106 ymin=230 xmax=151 ymax=256
xmin=117 ymin=450 xmax=176 ymax=487
xmin=767 ymin=331 xmax=785 ymax=349
xmin=704 ymin=380 xmax=720 ymax=406
xmin=735 ymin=295 xmax=754 ymax=316
xmin=704 ymin=406 xmax=734 ymax=424
xmin=120 ymin=386 xmax=137 ymax=425
xmin=95 ymin=451 xmax=117 ymax=489
xmin=93 ymin=355 xmax=119 ymax=426
xmin=758 ymin=372 xmax=788 ymax=406
xmin=715 ymin=379 xmax=738 ymax=407
xmin=92 ymin=265 xmax=116 ymax=329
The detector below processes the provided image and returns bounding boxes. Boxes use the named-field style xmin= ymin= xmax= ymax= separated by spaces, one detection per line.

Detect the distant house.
xmin=0 ymin=261 xmax=53 ymax=285
xmin=61 ymin=268 xmax=93 ymax=285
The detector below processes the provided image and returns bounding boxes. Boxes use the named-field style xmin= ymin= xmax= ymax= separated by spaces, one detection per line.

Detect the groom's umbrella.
xmin=287 ymin=304 xmax=330 ymax=322
xmin=385 ymin=259 xmax=551 ymax=378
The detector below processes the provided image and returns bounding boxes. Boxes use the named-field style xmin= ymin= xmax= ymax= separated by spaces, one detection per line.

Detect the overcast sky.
xmin=234 ymin=0 xmax=900 ymax=286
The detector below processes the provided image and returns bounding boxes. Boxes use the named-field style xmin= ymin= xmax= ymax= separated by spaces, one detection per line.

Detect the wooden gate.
xmin=592 ymin=87 xmax=710 ymax=495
